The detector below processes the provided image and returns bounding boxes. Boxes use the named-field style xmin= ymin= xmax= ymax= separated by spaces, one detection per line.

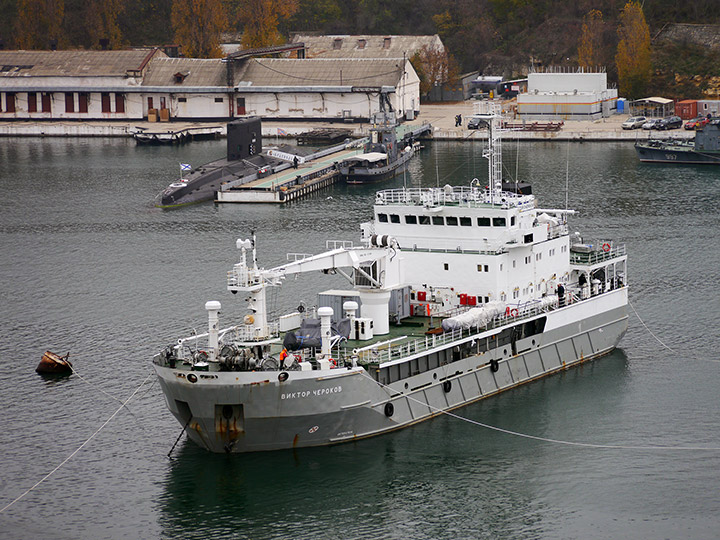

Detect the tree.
xmin=230 ymin=0 xmax=299 ymax=49
xmin=615 ymin=1 xmax=651 ymax=99
xmin=86 ymin=0 xmax=126 ymax=49
xmin=411 ymin=43 xmax=460 ymax=97
xmin=578 ymin=9 xmax=604 ymax=69
xmin=171 ymin=0 xmax=227 ymax=58
xmin=14 ymin=0 xmax=65 ymax=49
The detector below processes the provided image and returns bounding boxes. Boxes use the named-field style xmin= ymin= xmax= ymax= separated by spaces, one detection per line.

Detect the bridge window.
xmin=460 ymin=217 xmax=472 ymax=226
xmin=477 ymin=217 xmax=490 ymax=226
xmin=432 ymin=216 xmax=444 ymax=225
xmin=493 ymin=217 xmax=506 ymax=227
xmin=378 ymin=213 xmax=388 ymax=222
xmin=405 ymin=215 xmax=417 ymax=224
xmin=524 ymin=233 xmax=534 ymax=243
xmin=390 ymin=214 xmax=400 ymax=223
xmin=446 ymin=216 xmax=458 ymax=226
xmin=419 ymin=215 xmax=430 ymax=225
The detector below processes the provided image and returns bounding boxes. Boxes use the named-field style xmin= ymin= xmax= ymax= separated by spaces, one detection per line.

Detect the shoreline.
xmin=0 ymin=101 xmax=695 ymax=143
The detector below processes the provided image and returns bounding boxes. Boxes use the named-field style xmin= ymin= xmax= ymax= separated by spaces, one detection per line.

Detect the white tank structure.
xmin=153 ymin=101 xmax=629 ymax=453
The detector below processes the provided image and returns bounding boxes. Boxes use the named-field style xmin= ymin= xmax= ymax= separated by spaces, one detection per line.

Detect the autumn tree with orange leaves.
xmin=171 ymin=0 xmax=227 ymax=58
xmin=411 ymin=43 xmax=460 ymax=97
xmin=14 ymin=0 xmax=65 ymax=49
xmin=578 ymin=9 xmax=604 ymax=69
xmin=615 ymin=1 xmax=651 ymax=99
xmin=230 ymin=0 xmax=299 ymax=49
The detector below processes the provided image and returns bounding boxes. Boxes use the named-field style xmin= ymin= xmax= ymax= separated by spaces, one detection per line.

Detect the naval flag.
xmin=180 ymin=163 xmax=192 ymax=171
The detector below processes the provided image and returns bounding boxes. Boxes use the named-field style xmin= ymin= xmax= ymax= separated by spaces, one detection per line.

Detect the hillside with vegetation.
xmin=1 ymin=0 xmax=719 ymax=99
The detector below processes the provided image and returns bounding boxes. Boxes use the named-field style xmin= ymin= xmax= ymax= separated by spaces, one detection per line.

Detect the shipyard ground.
xmin=0 ymin=101 xmax=694 ymax=142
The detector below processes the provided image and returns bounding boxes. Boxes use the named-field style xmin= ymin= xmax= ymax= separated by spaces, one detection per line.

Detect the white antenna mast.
xmin=474 ymin=101 xmax=504 ymax=204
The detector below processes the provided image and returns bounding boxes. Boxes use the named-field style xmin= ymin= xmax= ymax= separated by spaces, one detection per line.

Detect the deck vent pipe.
xmin=205 ymin=301 xmax=222 ymax=361
xmin=318 ymin=306 xmax=334 ymax=359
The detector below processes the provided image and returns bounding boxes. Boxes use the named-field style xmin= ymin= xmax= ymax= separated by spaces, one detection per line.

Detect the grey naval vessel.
xmin=153 ymin=102 xmax=628 ymax=453
xmin=635 ymin=118 xmax=720 ymax=165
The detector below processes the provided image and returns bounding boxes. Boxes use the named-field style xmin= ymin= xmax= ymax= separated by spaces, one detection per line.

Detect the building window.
xmin=215 ymin=97 xmax=223 ymax=103
xmin=65 ymin=93 xmax=74 ymax=113
xmin=333 ymin=38 xmax=342 ymax=50
xmin=5 ymin=93 xmax=16 ymax=113
xmin=237 ymin=97 xmax=246 ymax=115
xmin=383 ymin=37 xmax=391 ymax=49
xmin=405 ymin=215 xmax=417 ymax=224
xmin=115 ymin=93 xmax=125 ymax=113
xmin=432 ymin=216 xmax=444 ymax=225
xmin=41 ymin=93 xmax=51 ymax=113
xmin=460 ymin=217 xmax=472 ymax=226
xmin=101 ymin=93 xmax=111 ymax=113
xmin=357 ymin=39 xmax=366 ymax=49
xmin=477 ymin=217 xmax=490 ymax=226
xmin=446 ymin=216 xmax=458 ymax=226
xmin=178 ymin=97 xmax=187 ymax=103
xmin=147 ymin=97 xmax=154 ymax=110
xmin=78 ymin=93 xmax=88 ymax=113
xmin=28 ymin=93 xmax=37 ymax=113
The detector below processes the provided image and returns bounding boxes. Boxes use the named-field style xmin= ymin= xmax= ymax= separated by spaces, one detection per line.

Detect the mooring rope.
xmin=0 ymin=371 xmax=155 ymax=514
xmin=359 ymin=303 xmax=720 ymax=456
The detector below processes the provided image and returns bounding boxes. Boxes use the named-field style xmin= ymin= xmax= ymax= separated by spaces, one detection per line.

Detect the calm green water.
xmin=1 ymin=136 xmax=719 ymax=539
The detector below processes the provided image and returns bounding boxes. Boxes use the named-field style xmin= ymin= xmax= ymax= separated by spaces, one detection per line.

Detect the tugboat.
xmin=338 ymin=113 xmax=416 ymax=184
xmin=635 ymin=119 xmax=720 ymax=164
xmin=153 ymin=101 xmax=628 ymax=454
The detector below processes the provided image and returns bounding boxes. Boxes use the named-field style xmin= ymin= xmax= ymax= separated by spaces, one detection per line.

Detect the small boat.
xmin=36 ymin=351 xmax=72 ymax=374
xmin=338 ymin=119 xmax=417 ymax=184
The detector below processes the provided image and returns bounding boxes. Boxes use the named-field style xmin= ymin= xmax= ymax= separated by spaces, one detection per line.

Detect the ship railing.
xmin=326 ymin=240 xmax=354 ymax=250
xmin=287 ymin=252 xmax=314 ymax=263
xmin=570 ymin=243 xmax=626 ymax=265
xmin=375 ymin=186 xmax=532 ymax=208
xmin=350 ymin=300 xmax=560 ymax=366
xmin=227 ymin=266 xmax=263 ymax=288
xmin=547 ymin=223 xmax=568 ymax=239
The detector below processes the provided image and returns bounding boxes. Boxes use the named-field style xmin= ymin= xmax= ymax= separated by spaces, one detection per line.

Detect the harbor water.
xmin=1 ymin=136 xmax=719 ymax=539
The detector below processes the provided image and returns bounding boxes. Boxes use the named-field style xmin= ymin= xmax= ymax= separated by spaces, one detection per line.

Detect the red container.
xmin=418 ymin=291 xmax=427 ymax=301
xmin=459 ymin=293 xmax=467 ymax=305
xmin=676 ymin=99 xmax=697 ymax=120
xmin=468 ymin=296 xmax=477 ymax=306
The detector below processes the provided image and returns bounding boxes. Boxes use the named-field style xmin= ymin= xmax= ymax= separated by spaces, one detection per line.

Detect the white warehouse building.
xmin=517 ymin=70 xmax=618 ymax=120
xmin=0 ymin=49 xmax=420 ymax=123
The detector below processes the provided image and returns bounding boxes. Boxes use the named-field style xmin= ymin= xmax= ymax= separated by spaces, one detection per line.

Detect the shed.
xmin=675 ymin=99 xmax=698 ymax=120
xmin=628 ymin=97 xmax=674 ymax=118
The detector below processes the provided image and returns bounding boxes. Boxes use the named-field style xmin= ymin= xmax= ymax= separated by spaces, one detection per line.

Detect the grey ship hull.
xmin=340 ymin=146 xmax=414 ymax=184
xmin=635 ymin=142 xmax=720 ymax=164
xmin=154 ymin=289 xmax=627 ymax=453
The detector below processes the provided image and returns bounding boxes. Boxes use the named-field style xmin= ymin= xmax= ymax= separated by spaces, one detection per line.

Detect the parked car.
xmin=685 ymin=116 xmax=710 ymax=130
xmin=622 ymin=116 xmax=647 ymax=129
xmin=642 ymin=118 xmax=660 ymax=130
xmin=657 ymin=116 xmax=683 ymax=130
xmin=467 ymin=117 xmax=488 ymax=130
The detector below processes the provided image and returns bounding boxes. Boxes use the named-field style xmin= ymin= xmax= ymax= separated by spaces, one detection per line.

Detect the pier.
xmin=216 ymin=122 xmax=432 ymax=204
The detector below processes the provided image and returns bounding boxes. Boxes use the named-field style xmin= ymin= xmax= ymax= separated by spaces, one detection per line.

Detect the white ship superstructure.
xmin=153 ymin=102 xmax=628 ymax=453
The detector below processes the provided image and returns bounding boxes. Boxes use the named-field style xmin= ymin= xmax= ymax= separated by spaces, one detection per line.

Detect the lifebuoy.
xmin=489 ymin=359 xmax=499 ymax=373
xmin=510 ymin=308 xmax=518 ymax=317
xmin=602 ymin=243 xmax=611 ymax=252
xmin=187 ymin=373 xmax=198 ymax=383
xmin=443 ymin=380 xmax=452 ymax=393
xmin=278 ymin=371 xmax=289 ymax=382
xmin=384 ymin=402 xmax=394 ymax=417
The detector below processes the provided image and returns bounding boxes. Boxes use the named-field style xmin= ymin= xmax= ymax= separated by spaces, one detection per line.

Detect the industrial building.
xmin=0 ymin=47 xmax=420 ymax=122
xmin=516 ymin=70 xmax=618 ymax=120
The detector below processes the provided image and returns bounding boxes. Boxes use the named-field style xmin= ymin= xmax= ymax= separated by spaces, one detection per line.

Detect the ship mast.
xmin=473 ymin=101 xmax=504 ymax=205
